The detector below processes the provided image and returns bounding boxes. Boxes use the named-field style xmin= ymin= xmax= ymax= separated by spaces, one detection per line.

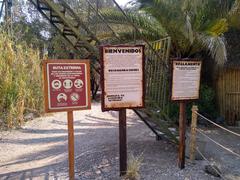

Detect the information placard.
xmin=43 ymin=59 xmax=91 ymax=112
xmin=101 ymin=45 xmax=145 ymax=110
xmin=171 ymin=60 xmax=202 ymax=101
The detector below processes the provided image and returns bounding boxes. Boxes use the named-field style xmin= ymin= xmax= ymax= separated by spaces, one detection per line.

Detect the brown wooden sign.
xmin=171 ymin=59 xmax=202 ymax=170
xmin=101 ymin=45 xmax=145 ymax=111
xmin=43 ymin=59 xmax=91 ymax=179
xmin=171 ymin=60 xmax=202 ymax=101
xmin=43 ymin=59 xmax=91 ymax=113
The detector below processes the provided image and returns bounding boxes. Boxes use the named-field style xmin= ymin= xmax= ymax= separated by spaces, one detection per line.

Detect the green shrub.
xmin=168 ymin=102 xmax=179 ymax=123
xmin=197 ymin=84 xmax=218 ymax=119
xmin=168 ymin=84 xmax=218 ymax=122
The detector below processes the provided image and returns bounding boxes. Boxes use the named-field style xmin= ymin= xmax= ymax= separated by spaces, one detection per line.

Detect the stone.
xmin=204 ymin=165 xmax=221 ymax=177
xmin=95 ymin=170 xmax=101 ymax=175
xmin=24 ymin=113 xmax=34 ymax=121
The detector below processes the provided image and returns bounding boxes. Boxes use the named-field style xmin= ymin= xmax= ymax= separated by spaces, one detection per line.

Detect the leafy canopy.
xmin=101 ymin=0 xmax=240 ymax=64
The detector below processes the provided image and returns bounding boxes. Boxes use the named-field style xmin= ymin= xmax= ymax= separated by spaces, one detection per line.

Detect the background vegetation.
xmin=0 ymin=0 xmax=115 ymax=129
xmin=0 ymin=31 xmax=43 ymax=129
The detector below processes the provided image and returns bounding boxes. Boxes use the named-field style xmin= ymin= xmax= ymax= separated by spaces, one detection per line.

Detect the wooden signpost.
xmin=43 ymin=59 xmax=91 ymax=179
xmin=171 ymin=59 xmax=202 ymax=169
xmin=101 ymin=45 xmax=145 ymax=175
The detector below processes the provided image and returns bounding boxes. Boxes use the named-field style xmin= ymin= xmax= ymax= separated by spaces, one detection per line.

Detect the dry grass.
xmin=123 ymin=154 xmax=143 ymax=180
xmin=0 ymin=31 xmax=43 ymax=129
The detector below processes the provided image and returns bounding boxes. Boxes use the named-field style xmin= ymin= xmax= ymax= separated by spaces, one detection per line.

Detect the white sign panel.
xmin=102 ymin=45 xmax=144 ymax=110
xmin=172 ymin=60 xmax=202 ymax=101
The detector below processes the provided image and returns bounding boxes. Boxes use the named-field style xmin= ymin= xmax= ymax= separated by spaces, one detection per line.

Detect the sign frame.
xmin=100 ymin=45 xmax=145 ymax=111
xmin=171 ymin=59 xmax=202 ymax=101
xmin=43 ymin=59 xmax=91 ymax=113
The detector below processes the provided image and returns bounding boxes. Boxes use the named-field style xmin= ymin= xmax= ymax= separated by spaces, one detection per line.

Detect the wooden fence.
xmin=217 ymin=68 xmax=240 ymax=126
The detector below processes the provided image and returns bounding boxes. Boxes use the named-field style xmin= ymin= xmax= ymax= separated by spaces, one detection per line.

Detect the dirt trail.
xmin=0 ymin=103 xmax=218 ymax=180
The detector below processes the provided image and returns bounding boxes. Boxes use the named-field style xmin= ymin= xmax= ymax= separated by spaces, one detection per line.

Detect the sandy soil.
xmin=0 ymin=103 xmax=220 ymax=180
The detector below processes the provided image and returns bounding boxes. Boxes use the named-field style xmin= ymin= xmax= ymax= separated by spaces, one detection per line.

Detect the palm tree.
xmin=100 ymin=0 xmax=240 ymax=65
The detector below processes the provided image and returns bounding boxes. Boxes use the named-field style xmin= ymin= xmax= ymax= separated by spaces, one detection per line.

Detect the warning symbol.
xmin=70 ymin=93 xmax=79 ymax=102
xmin=63 ymin=79 xmax=73 ymax=89
xmin=57 ymin=93 xmax=67 ymax=102
xmin=74 ymin=79 xmax=84 ymax=88
xmin=52 ymin=80 xmax=62 ymax=90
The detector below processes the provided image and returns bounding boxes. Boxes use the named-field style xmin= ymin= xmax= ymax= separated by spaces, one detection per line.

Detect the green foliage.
xmin=197 ymin=84 xmax=218 ymax=119
xmin=137 ymin=0 xmax=237 ymax=64
xmin=102 ymin=0 xmax=240 ymax=65
xmin=228 ymin=0 xmax=240 ymax=30
xmin=101 ymin=9 xmax=167 ymax=41
xmin=207 ymin=18 xmax=229 ymax=36
xmin=168 ymin=102 xmax=179 ymax=122
xmin=169 ymin=84 xmax=218 ymax=122
xmin=0 ymin=31 xmax=43 ymax=129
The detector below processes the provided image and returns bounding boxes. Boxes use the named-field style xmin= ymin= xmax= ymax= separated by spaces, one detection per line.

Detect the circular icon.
xmin=63 ymin=79 xmax=73 ymax=89
xmin=57 ymin=93 xmax=67 ymax=102
xmin=74 ymin=79 xmax=84 ymax=88
xmin=70 ymin=93 xmax=79 ymax=102
xmin=52 ymin=80 xmax=62 ymax=90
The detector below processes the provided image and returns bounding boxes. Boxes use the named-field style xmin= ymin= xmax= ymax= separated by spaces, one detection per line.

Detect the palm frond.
xmin=197 ymin=34 xmax=227 ymax=65
xmin=206 ymin=18 xmax=229 ymax=36
xmin=228 ymin=0 xmax=240 ymax=29
xmin=100 ymin=9 xmax=167 ymax=40
xmin=184 ymin=14 xmax=194 ymax=44
xmin=229 ymin=0 xmax=240 ymax=15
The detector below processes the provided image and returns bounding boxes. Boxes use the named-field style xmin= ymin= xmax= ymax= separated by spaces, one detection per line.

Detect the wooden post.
xmin=178 ymin=102 xmax=186 ymax=169
xmin=119 ymin=109 xmax=127 ymax=176
xmin=67 ymin=111 xmax=75 ymax=180
xmin=190 ymin=105 xmax=198 ymax=162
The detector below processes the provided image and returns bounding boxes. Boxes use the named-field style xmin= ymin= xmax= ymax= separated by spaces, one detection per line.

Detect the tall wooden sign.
xmin=171 ymin=59 xmax=202 ymax=169
xmin=43 ymin=59 xmax=91 ymax=179
xmin=101 ymin=45 xmax=145 ymax=175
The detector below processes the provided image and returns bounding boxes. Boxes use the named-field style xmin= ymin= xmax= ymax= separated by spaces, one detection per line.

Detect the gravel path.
xmin=196 ymin=127 xmax=240 ymax=180
xmin=0 ymin=102 xmax=218 ymax=180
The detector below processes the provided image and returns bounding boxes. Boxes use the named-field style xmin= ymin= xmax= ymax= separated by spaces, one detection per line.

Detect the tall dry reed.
xmin=0 ymin=31 xmax=43 ymax=129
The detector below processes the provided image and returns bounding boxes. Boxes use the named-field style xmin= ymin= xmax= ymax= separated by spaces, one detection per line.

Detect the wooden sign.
xmin=43 ymin=59 xmax=91 ymax=179
xmin=101 ymin=45 xmax=145 ymax=111
xmin=43 ymin=59 xmax=91 ymax=112
xmin=171 ymin=59 xmax=202 ymax=170
xmin=172 ymin=60 xmax=202 ymax=101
